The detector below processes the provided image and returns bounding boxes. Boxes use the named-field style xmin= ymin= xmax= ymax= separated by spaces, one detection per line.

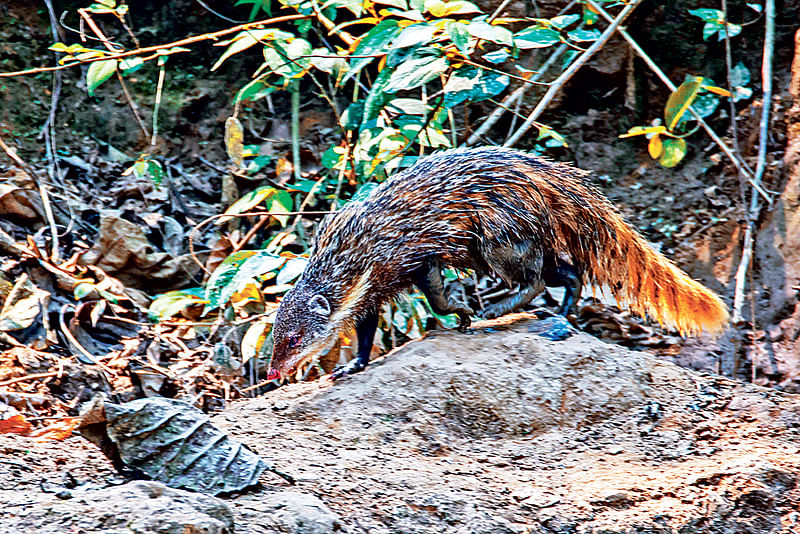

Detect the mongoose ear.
xmin=309 ymin=294 xmax=331 ymax=316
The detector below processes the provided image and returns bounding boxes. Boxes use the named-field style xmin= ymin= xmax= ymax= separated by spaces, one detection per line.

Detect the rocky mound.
xmin=2 ymin=315 xmax=799 ymax=533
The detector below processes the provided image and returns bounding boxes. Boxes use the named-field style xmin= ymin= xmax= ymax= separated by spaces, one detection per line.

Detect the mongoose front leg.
xmin=415 ymin=260 xmax=474 ymax=331
xmin=331 ymin=311 xmax=378 ymax=380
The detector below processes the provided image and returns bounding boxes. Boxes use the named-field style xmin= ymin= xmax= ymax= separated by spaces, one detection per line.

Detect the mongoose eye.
xmin=287 ymin=334 xmax=302 ymax=349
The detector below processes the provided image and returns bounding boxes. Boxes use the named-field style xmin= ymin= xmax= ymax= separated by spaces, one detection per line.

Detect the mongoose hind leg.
xmin=415 ymin=259 xmax=474 ymax=331
xmin=542 ymin=259 xmax=583 ymax=316
xmin=481 ymin=282 xmax=545 ymax=319
xmin=331 ymin=311 xmax=378 ymax=380
xmin=479 ymin=238 xmax=545 ymax=319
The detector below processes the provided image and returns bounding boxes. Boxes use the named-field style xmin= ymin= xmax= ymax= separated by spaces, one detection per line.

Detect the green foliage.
xmin=688 ymin=8 xmax=742 ymax=41
xmin=211 ymin=0 xmax=594 ymax=185
xmin=621 ymin=67 xmax=752 ymax=167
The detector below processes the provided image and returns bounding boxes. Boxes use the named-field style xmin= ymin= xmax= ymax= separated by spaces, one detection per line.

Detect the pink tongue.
xmin=267 ymin=368 xmax=280 ymax=380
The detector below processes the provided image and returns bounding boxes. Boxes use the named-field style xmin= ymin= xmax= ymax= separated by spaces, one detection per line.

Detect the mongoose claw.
xmin=330 ymin=359 xmax=367 ymax=380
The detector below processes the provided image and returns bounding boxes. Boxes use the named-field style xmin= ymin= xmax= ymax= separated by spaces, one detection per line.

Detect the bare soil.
xmin=2 ymin=316 xmax=799 ymax=533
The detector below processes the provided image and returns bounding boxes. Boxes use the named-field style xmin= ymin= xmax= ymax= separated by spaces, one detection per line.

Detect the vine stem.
xmin=503 ymin=0 xmax=643 ymax=147
xmin=732 ymin=0 xmax=775 ymax=325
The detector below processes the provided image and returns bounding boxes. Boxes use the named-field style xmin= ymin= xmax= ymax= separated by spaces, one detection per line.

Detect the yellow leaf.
xmin=618 ymin=125 xmax=667 ymax=138
xmin=664 ymin=77 xmax=703 ymax=131
xmin=241 ymin=318 xmax=271 ymax=364
xmin=648 ymin=134 xmax=664 ymax=159
xmin=703 ymin=84 xmax=732 ymax=97
xmin=225 ymin=116 xmax=244 ymax=168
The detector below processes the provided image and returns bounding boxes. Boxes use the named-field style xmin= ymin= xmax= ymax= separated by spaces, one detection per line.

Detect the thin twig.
xmin=721 ymin=0 xmax=748 ymax=210
xmin=0 ymin=371 xmax=59 ymax=388
xmin=0 ymin=14 xmax=311 ymax=78
xmin=466 ymin=42 xmax=568 ymax=146
xmin=116 ymin=70 xmax=150 ymax=138
xmin=504 ymin=0 xmax=643 ymax=147
xmin=732 ymin=0 xmax=774 ymax=324
xmin=151 ymin=59 xmax=167 ymax=146
xmin=0 ymin=136 xmax=60 ymax=262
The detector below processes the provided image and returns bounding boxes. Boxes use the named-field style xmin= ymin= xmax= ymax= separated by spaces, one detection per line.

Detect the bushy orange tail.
xmin=596 ymin=219 xmax=729 ymax=336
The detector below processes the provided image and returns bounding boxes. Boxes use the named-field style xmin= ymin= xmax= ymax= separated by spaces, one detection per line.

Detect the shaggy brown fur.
xmin=270 ymin=147 xmax=729 ymax=378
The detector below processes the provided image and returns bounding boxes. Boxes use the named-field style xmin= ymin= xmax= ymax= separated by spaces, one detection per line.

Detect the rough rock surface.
xmin=2 ymin=315 xmax=800 ymax=533
xmin=6 ymin=481 xmax=235 ymax=534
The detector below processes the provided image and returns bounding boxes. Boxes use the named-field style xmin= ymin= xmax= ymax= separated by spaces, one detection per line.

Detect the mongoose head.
xmin=269 ymin=283 xmax=339 ymax=379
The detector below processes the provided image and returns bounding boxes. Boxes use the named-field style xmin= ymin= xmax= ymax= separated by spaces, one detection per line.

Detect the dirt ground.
xmin=2 ymin=315 xmax=799 ymax=533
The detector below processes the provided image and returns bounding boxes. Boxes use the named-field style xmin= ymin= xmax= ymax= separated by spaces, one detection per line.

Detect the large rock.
xmin=5 ymin=481 xmax=234 ymax=534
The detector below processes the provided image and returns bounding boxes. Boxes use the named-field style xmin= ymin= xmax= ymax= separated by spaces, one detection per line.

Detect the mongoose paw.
xmin=456 ymin=309 xmax=473 ymax=332
xmin=330 ymin=359 xmax=367 ymax=380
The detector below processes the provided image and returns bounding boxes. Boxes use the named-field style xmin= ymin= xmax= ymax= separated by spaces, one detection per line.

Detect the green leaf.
xmin=690 ymin=92 xmax=719 ymax=119
xmin=220 ymin=186 xmax=276 ymax=224
xmin=472 ymin=71 xmax=509 ymax=101
xmin=664 ymin=77 xmax=703 ymax=131
xmin=549 ymin=14 xmax=580 ymax=29
xmin=119 ymin=57 xmax=144 ymax=74
xmin=321 ymin=145 xmax=344 ymax=169
xmin=146 ymin=160 xmax=164 ymax=186
xmin=733 ymin=86 xmax=753 ymax=102
xmin=276 ymin=257 xmax=307 ymax=284
xmin=86 ymin=60 xmax=117 ymax=97
xmin=442 ymin=66 xmax=481 ymax=108
xmin=730 ymin=62 xmax=750 ymax=87
xmin=236 ymin=79 xmax=278 ymax=103
xmin=341 ymin=100 xmax=365 ymax=130
xmin=203 ymin=251 xmax=261 ymax=314
xmin=467 ymin=20 xmax=513 ymax=46
xmin=236 ymin=0 xmax=272 ymax=19
xmin=74 ymin=282 xmax=95 ymax=300
xmin=267 ymin=189 xmax=293 ymax=226
xmin=148 ymin=288 xmax=208 ymax=321
xmin=483 ymin=49 xmax=511 ymax=64
xmin=659 ymin=138 xmax=687 ymax=168
xmin=363 ymin=67 xmax=394 ymax=123
xmin=718 ymin=22 xmax=741 ymax=40
xmin=424 ymin=0 xmax=481 ymax=17
xmin=374 ymin=0 xmax=408 ymax=8
xmin=514 ymin=26 xmax=560 ymax=49
xmin=310 ymin=47 xmax=346 ymax=74
xmin=342 ymin=20 xmax=402 ymax=84
xmin=392 ymin=23 xmax=437 ymax=49
xmin=702 ymin=21 xmax=721 ymax=41
xmin=225 ymin=251 xmax=287 ymax=305
xmin=567 ymin=28 xmax=601 ymax=42
xmin=582 ymin=4 xmax=599 ymax=25
xmin=211 ymin=29 xmax=294 ymax=71
xmin=688 ymin=8 xmax=723 ymax=23
xmin=446 ymin=21 xmax=471 ymax=55
xmin=385 ymin=98 xmax=428 ymax=115
xmin=384 ymin=55 xmax=449 ymax=93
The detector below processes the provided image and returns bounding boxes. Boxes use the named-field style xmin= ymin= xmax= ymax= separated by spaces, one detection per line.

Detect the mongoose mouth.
xmin=267 ymin=368 xmax=281 ymax=380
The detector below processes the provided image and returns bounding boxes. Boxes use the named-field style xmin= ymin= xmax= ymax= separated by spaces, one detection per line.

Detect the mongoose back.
xmin=269 ymin=146 xmax=729 ymax=379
